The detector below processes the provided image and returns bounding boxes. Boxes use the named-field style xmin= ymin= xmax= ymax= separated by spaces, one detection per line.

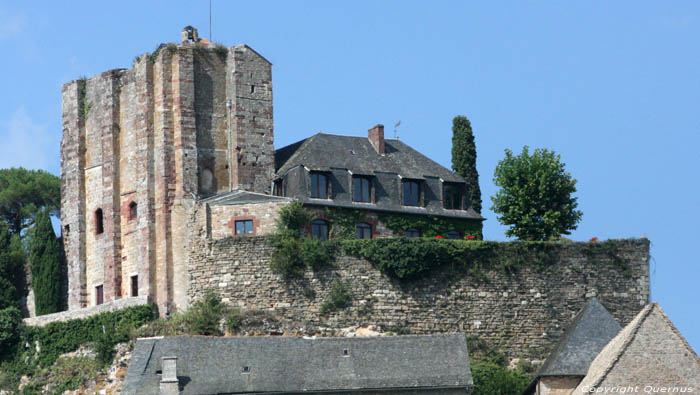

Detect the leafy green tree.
xmin=0 ymin=223 xmax=25 ymax=310
xmin=491 ymin=146 xmax=583 ymax=240
xmin=451 ymin=116 xmax=482 ymax=213
xmin=29 ymin=209 xmax=63 ymax=315
xmin=0 ymin=168 xmax=61 ymax=235
xmin=471 ymin=362 xmax=531 ymax=395
xmin=0 ymin=306 xmax=23 ymax=353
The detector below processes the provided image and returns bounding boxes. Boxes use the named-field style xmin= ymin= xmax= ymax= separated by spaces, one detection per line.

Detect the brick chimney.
xmin=368 ymin=124 xmax=385 ymax=155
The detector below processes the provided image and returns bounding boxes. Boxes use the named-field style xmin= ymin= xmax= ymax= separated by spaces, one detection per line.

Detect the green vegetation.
xmin=29 ymin=209 xmax=64 ymax=315
xmin=0 ymin=223 xmax=25 ymax=310
xmin=491 ymin=146 xmax=582 ymax=241
xmin=467 ymin=336 xmax=533 ymax=395
xmin=0 ymin=168 xmax=61 ymax=235
xmin=451 ymin=115 xmax=482 ymax=213
xmin=378 ymin=212 xmax=483 ymax=240
xmin=0 ymin=304 xmax=155 ymax=392
xmin=78 ymin=78 xmax=92 ymax=121
xmin=269 ymin=202 xmax=334 ymax=278
xmin=320 ymin=280 xmax=353 ymax=314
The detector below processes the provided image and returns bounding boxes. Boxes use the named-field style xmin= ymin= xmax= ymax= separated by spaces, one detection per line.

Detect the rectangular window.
xmin=235 ymin=220 xmax=254 ymax=235
xmin=273 ymin=179 xmax=286 ymax=197
xmin=444 ymin=183 xmax=465 ymax=210
xmin=131 ymin=275 xmax=138 ymax=297
xmin=312 ymin=220 xmax=329 ymax=241
xmin=310 ymin=172 xmax=328 ymax=199
xmin=96 ymin=285 xmax=104 ymax=305
xmin=402 ymin=180 xmax=421 ymax=206
xmin=357 ymin=223 xmax=372 ymax=239
xmin=353 ymin=176 xmax=372 ymax=202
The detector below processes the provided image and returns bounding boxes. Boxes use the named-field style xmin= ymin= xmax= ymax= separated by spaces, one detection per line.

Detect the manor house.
xmin=61 ymin=27 xmax=483 ymax=315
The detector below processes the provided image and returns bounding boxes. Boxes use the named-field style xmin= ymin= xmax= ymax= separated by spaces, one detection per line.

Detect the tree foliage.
xmin=491 ymin=146 xmax=582 ymax=240
xmin=0 ymin=168 xmax=61 ymax=235
xmin=29 ymin=209 xmax=63 ymax=315
xmin=451 ymin=116 xmax=482 ymax=213
xmin=0 ymin=223 xmax=25 ymax=310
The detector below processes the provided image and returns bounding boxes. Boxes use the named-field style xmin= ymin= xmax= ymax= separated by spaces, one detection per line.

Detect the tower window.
xmin=96 ymin=285 xmax=104 ymax=305
xmin=353 ymin=176 xmax=372 ymax=203
xmin=357 ymin=223 xmax=372 ymax=239
xmin=129 ymin=202 xmax=138 ymax=220
xmin=311 ymin=219 xmax=329 ymax=241
xmin=95 ymin=209 xmax=104 ymax=234
xmin=310 ymin=172 xmax=329 ymax=199
xmin=250 ymin=85 xmax=255 ymax=94
xmin=131 ymin=275 xmax=138 ymax=297
xmin=235 ymin=220 xmax=254 ymax=235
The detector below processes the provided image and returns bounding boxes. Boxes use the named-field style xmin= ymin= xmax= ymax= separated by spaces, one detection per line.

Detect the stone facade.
xmin=536 ymin=376 xmax=583 ymax=395
xmin=188 ymin=236 xmax=650 ymax=361
xmin=23 ymin=296 xmax=150 ymax=327
xmin=61 ymin=28 xmax=274 ymax=315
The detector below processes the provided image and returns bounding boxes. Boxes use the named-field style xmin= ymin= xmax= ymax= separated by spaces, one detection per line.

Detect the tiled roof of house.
xmin=275 ymin=133 xmax=465 ymax=183
xmin=122 ymin=334 xmax=473 ymax=395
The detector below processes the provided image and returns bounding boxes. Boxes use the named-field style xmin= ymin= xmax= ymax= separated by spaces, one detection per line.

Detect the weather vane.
xmin=394 ymin=120 xmax=401 ymax=139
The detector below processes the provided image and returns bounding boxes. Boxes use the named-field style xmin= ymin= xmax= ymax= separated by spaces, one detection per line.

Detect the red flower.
xmin=435 ymin=235 xmax=444 ymax=239
xmin=465 ymin=235 xmax=476 ymax=240
xmin=589 ymin=236 xmax=599 ymax=242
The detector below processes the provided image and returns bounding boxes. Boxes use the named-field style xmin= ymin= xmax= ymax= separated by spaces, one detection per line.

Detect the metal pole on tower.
xmin=209 ymin=0 xmax=212 ymax=40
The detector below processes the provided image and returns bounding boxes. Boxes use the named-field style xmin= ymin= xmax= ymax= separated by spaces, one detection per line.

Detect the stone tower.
xmin=61 ymin=27 xmax=274 ymax=314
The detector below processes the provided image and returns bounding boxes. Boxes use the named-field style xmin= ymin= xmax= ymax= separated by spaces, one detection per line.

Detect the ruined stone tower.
xmin=61 ymin=27 xmax=274 ymax=314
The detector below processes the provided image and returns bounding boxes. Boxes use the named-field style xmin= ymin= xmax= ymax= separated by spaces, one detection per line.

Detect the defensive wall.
xmin=188 ymin=236 xmax=650 ymax=361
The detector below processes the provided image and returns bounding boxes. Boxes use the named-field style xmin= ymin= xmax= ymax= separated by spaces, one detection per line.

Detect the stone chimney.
xmin=159 ymin=356 xmax=179 ymax=394
xmin=368 ymin=124 xmax=385 ymax=155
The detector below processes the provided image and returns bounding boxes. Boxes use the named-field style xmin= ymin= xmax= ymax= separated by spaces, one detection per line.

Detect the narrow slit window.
xmin=129 ymin=202 xmax=138 ymax=220
xmin=250 ymin=85 xmax=255 ymax=94
xmin=96 ymin=285 xmax=104 ymax=305
xmin=95 ymin=209 xmax=104 ymax=234
xmin=131 ymin=275 xmax=138 ymax=297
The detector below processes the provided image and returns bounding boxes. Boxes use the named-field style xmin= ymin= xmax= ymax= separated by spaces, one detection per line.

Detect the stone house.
xmin=572 ymin=303 xmax=700 ymax=393
xmin=122 ymin=334 xmax=473 ymax=394
xmin=523 ymin=298 xmax=622 ymax=395
xmin=60 ymin=26 xmax=482 ymax=315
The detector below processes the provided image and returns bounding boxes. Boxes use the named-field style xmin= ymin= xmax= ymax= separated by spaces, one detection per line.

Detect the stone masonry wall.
xmin=188 ymin=237 xmax=650 ymax=361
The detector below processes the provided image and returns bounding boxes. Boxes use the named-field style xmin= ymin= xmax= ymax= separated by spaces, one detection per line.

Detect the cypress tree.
xmin=451 ymin=116 xmax=482 ymax=213
xmin=29 ymin=209 xmax=63 ymax=315
xmin=0 ymin=222 xmax=24 ymax=310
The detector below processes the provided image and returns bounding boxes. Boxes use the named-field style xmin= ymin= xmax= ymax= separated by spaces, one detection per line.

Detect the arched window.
xmin=357 ymin=223 xmax=372 ymax=239
xmin=405 ymin=228 xmax=421 ymax=238
xmin=129 ymin=202 xmax=138 ymax=220
xmin=447 ymin=230 xmax=461 ymax=240
xmin=311 ymin=219 xmax=329 ymax=241
xmin=95 ymin=208 xmax=104 ymax=234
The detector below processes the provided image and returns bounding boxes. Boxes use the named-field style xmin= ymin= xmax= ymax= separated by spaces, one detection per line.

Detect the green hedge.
xmin=26 ymin=304 xmax=156 ymax=367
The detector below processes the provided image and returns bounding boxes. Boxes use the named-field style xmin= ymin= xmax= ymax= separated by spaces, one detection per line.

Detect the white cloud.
xmin=0 ymin=107 xmax=60 ymax=172
xmin=0 ymin=8 xmax=26 ymax=39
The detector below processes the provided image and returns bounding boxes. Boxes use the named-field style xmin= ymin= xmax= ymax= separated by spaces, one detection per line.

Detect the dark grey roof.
xmin=202 ymin=190 xmax=292 ymax=206
xmin=275 ymin=133 xmax=465 ymax=183
xmin=538 ymin=298 xmax=622 ymax=377
xmin=123 ymin=334 xmax=472 ymax=394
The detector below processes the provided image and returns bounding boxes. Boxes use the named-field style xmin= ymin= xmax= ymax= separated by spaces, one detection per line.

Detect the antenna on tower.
xmin=209 ymin=0 xmax=212 ymax=40
xmin=393 ymin=120 xmax=401 ymax=139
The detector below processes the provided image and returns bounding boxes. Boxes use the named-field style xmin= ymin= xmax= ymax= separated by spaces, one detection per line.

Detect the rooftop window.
xmin=353 ymin=175 xmax=372 ymax=203
xmin=444 ymin=183 xmax=465 ymax=210
xmin=402 ymin=180 xmax=421 ymax=206
xmin=310 ymin=172 xmax=329 ymax=199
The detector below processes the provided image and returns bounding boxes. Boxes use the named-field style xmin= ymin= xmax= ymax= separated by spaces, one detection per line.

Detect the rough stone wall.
xmin=201 ymin=201 xmax=290 ymax=239
xmin=23 ymin=296 xmax=151 ymax=327
xmin=188 ymin=237 xmax=650 ymax=361
xmin=537 ymin=376 xmax=582 ymax=395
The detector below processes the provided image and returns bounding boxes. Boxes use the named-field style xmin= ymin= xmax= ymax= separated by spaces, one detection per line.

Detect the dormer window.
xmin=273 ymin=179 xmax=286 ymax=197
xmin=310 ymin=172 xmax=329 ymax=199
xmin=444 ymin=183 xmax=465 ymax=210
xmin=402 ymin=180 xmax=421 ymax=206
xmin=353 ymin=175 xmax=372 ymax=203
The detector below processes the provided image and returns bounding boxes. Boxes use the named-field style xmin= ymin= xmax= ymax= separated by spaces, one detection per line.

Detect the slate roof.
xmin=572 ymin=303 xmax=700 ymax=393
xmin=275 ymin=133 xmax=465 ymax=183
xmin=122 ymin=334 xmax=473 ymax=395
xmin=523 ymin=298 xmax=622 ymax=394
xmin=202 ymin=190 xmax=292 ymax=206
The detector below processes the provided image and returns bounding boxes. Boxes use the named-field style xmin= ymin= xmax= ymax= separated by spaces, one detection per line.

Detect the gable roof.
xmin=275 ymin=133 xmax=465 ymax=183
xmin=572 ymin=303 xmax=700 ymax=393
xmin=122 ymin=334 xmax=473 ymax=394
xmin=537 ymin=298 xmax=622 ymax=377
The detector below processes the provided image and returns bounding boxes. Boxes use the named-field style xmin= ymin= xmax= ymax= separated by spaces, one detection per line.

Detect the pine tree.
xmin=29 ymin=209 xmax=63 ymax=315
xmin=451 ymin=116 xmax=482 ymax=213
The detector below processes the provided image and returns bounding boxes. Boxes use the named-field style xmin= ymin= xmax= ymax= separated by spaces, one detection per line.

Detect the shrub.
xmin=300 ymin=238 xmax=334 ymax=271
xmin=188 ymin=292 xmax=225 ymax=336
xmin=470 ymin=362 xmax=531 ymax=395
xmin=320 ymin=280 xmax=352 ymax=314
xmin=49 ymin=356 xmax=102 ymax=393
xmin=0 ymin=307 xmax=23 ymax=353
xmin=277 ymin=201 xmax=311 ymax=233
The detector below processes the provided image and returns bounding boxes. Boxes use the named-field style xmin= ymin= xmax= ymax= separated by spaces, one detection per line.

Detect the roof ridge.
xmin=651 ymin=303 xmax=700 ymax=364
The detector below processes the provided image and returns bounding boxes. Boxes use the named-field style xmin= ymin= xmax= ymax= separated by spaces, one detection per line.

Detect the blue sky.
xmin=1 ymin=1 xmax=697 ymax=352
